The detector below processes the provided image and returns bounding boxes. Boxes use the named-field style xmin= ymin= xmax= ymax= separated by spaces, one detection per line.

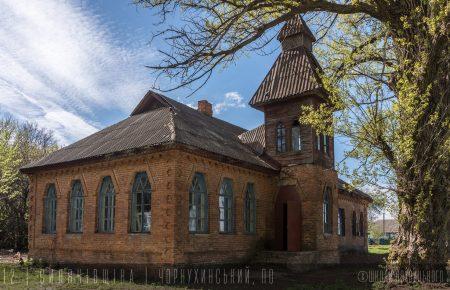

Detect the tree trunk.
xmin=388 ymin=173 xmax=449 ymax=283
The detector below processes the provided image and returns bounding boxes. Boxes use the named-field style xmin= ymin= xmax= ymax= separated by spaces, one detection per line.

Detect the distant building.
xmin=372 ymin=219 xmax=399 ymax=240
xmin=21 ymin=15 xmax=372 ymax=267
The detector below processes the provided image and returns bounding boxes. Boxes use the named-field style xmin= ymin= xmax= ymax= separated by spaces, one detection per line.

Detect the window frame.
xmin=68 ymin=180 xmax=84 ymax=233
xmin=43 ymin=184 xmax=57 ymax=234
xmin=130 ymin=172 xmax=152 ymax=233
xmin=291 ymin=124 xmax=302 ymax=151
xmin=323 ymin=135 xmax=329 ymax=155
xmin=359 ymin=212 xmax=364 ymax=237
xmin=316 ymin=134 xmax=321 ymax=151
xmin=276 ymin=123 xmax=287 ymax=153
xmin=219 ymin=178 xmax=234 ymax=234
xmin=97 ymin=176 xmax=116 ymax=233
xmin=323 ymin=187 xmax=332 ymax=234
xmin=188 ymin=172 xmax=208 ymax=233
xmin=244 ymin=183 xmax=256 ymax=234
xmin=337 ymin=208 xmax=345 ymax=236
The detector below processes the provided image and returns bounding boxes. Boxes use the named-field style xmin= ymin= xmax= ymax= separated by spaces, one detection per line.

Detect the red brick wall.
xmin=172 ymin=151 xmax=278 ymax=264
xmin=28 ymin=151 xmax=179 ymax=265
xmin=27 ymin=148 xmax=368 ymax=266
xmin=337 ymin=195 xmax=369 ymax=252
xmin=263 ymin=96 xmax=334 ymax=169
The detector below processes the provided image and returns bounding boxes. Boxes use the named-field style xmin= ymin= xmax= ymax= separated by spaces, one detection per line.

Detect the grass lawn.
xmin=368 ymin=245 xmax=390 ymax=255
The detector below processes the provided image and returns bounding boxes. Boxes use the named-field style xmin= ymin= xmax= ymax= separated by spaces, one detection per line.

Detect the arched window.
xmin=337 ymin=208 xmax=345 ymax=236
xmin=359 ymin=212 xmax=364 ymax=236
xmin=189 ymin=172 xmax=208 ymax=233
xmin=130 ymin=172 xmax=152 ymax=233
xmin=43 ymin=184 xmax=57 ymax=234
xmin=219 ymin=178 xmax=234 ymax=233
xmin=323 ymin=187 xmax=332 ymax=234
xmin=352 ymin=211 xmax=357 ymax=236
xmin=68 ymin=180 xmax=84 ymax=233
xmin=291 ymin=123 xmax=301 ymax=151
xmin=276 ymin=123 xmax=286 ymax=153
xmin=98 ymin=176 xmax=115 ymax=233
xmin=244 ymin=183 xmax=256 ymax=234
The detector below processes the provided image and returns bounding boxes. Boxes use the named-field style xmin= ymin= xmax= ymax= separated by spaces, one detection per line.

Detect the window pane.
xmin=130 ymin=172 xmax=152 ymax=233
xmin=69 ymin=181 xmax=84 ymax=233
xmin=292 ymin=126 xmax=301 ymax=151
xmin=189 ymin=173 xmax=208 ymax=233
xmin=98 ymin=177 xmax=115 ymax=232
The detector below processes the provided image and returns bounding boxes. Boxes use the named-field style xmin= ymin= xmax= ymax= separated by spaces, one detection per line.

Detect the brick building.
xmin=21 ymin=15 xmax=372 ymax=267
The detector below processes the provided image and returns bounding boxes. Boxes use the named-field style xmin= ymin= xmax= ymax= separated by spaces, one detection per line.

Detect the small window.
xmin=189 ymin=172 xmax=208 ymax=233
xmin=323 ymin=135 xmax=329 ymax=155
xmin=316 ymin=134 xmax=321 ymax=151
xmin=352 ymin=211 xmax=357 ymax=236
xmin=337 ymin=208 xmax=345 ymax=236
xmin=68 ymin=180 xmax=84 ymax=233
xmin=359 ymin=212 xmax=364 ymax=236
xmin=130 ymin=172 xmax=152 ymax=233
xmin=323 ymin=187 xmax=332 ymax=234
xmin=276 ymin=123 xmax=286 ymax=153
xmin=43 ymin=184 xmax=57 ymax=234
xmin=219 ymin=178 xmax=234 ymax=233
xmin=291 ymin=125 xmax=301 ymax=151
xmin=98 ymin=176 xmax=115 ymax=233
xmin=244 ymin=183 xmax=256 ymax=234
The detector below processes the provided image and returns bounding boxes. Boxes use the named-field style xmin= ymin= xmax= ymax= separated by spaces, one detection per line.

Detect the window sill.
xmin=276 ymin=151 xmax=302 ymax=156
xmin=129 ymin=232 xmax=151 ymax=235
xmin=219 ymin=232 xmax=236 ymax=235
xmin=189 ymin=233 xmax=210 ymax=236
xmin=66 ymin=232 xmax=83 ymax=235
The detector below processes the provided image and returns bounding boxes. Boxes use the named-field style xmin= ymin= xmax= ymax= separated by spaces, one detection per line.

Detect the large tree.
xmin=135 ymin=0 xmax=449 ymax=280
xmin=0 ymin=117 xmax=58 ymax=250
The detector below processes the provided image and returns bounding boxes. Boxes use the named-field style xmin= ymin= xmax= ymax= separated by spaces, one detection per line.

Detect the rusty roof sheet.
xmin=338 ymin=179 xmax=373 ymax=202
xmin=277 ymin=15 xmax=316 ymax=42
xmin=238 ymin=124 xmax=265 ymax=155
xmin=22 ymin=91 xmax=278 ymax=172
xmin=249 ymin=47 xmax=322 ymax=108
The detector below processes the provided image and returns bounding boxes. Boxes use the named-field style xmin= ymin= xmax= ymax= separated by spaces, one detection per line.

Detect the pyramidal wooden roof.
xmin=277 ymin=15 xmax=316 ymax=42
xmin=249 ymin=47 xmax=323 ymax=108
xmin=21 ymin=91 xmax=279 ymax=172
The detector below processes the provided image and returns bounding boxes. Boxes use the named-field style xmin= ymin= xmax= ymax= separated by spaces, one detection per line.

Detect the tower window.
xmin=276 ymin=123 xmax=286 ymax=153
xmin=316 ymin=134 xmax=321 ymax=151
xmin=291 ymin=124 xmax=301 ymax=151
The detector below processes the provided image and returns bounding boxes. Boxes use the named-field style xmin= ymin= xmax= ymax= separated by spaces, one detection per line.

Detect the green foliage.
xmin=0 ymin=116 xmax=58 ymax=250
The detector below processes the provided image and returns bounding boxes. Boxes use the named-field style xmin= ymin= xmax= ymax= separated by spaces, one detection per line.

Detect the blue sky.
xmin=0 ymin=0 xmax=355 ymax=176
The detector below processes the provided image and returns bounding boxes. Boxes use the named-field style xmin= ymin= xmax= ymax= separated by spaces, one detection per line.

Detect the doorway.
xmin=275 ymin=186 xmax=301 ymax=251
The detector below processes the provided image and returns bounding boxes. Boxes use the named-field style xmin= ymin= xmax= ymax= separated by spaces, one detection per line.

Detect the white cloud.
xmin=213 ymin=92 xmax=246 ymax=114
xmin=0 ymin=0 xmax=156 ymax=145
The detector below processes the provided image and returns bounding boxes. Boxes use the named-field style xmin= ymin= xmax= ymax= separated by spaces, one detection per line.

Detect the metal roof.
xmin=338 ymin=179 xmax=373 ymax=202
xmin=21 ymin=91 xmax=278 ymax=172
xmin=249 ymin=47 xmax=322 ymax=108
xmin=277 ymin=15 xmax=316 ymax=42
xmin=238 ymin=125 xmax=265 ymax=155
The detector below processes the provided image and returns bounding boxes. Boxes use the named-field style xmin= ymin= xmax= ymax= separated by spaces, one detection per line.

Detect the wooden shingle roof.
xmin=21 ymin=91 xmax=279 ymax=173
